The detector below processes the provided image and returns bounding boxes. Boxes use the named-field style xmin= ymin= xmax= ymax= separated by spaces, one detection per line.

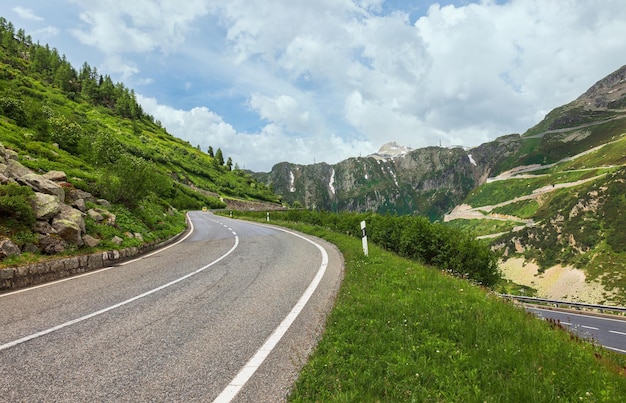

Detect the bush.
xmin=228 ymin=210 xmax=502 ymax=287
xmin=95 ymin=153 xmax=172 ymax=208
xmin=0 ymin=183 xmax=35 ymax=228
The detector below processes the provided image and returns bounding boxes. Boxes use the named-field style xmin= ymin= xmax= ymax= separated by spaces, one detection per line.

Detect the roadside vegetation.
xmin=219 ymin=212 xmax=626 ymax=401
xmin=227 ymin=210 xmax=500 ymax=287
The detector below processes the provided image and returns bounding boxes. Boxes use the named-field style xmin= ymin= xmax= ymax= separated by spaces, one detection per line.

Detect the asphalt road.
xmin=0 ymin=211 xmax=344 ymax=402
xmin=526 ymin=306 xmax=626 ymax=354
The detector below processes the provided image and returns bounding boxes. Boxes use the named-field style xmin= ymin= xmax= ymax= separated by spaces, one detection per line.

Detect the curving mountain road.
xmin=0 ymin=211 xmax=343 ymax=402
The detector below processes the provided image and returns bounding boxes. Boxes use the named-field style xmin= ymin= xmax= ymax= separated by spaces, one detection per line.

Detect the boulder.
xmin=34 ymin=220 xmax=58 ymax=235
xmin=0 ymin=239 xmax=21 ymax=258
xmin=97 ymin=199 xmax=111 ymax=208
xmin=67 ymin=188 xmax=96 ymax=205
xmin=0 ymin=172 xmax=10 ymax=184
xmin=18 ymin=173 xmax=65 ymax=201
xmin=87 ymin=209 xmax=104 ymax=222
xmin=52 ymin=204 xmax=85 ymax=246
xmin=6 ymin=159 xmax=30 ymax=179
xmin=111 ymin=236 xmax=123 ymax=245
xmin=43 ymin=171 xmax=67 ymax=182
xmin=21 ymin=243 xmax=40 ymax=254
xmin=73 ymin=198 xmax=87 ymax=212
xmin=38 ymin=235 xmax=66 ymax=255
xmin=82 ymin=234 xmax=100 ymax=248
xmin=133 ymin=233 xmax=144 ymax=242
xmin=0 ymin=144 xmax=18 ymax=162
xmin=32 ymin=192 xmax=62 ymax=220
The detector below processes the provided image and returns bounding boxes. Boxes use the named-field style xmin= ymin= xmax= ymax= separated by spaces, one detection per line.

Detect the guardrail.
xmin=498 ymin=294 xmax=626 ymax=315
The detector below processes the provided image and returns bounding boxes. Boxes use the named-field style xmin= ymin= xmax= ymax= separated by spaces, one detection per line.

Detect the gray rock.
xmin=103 ymin=211 xmax=116 ymax=226
xmin=133 ymin=233 xmax=144 ymax=242
xmin=73 ymin=198 xmax=87 ymax=212
xmin=18 ymin=173 xmax=65 ymax=201
xmin=82 ymin=235 xmax=100 ymax=248
xmin=111 ymin=236 xmax=123 ymax=245
xmin=6 ymin=159 xmax=31 ymax=179
xmin=0 ymin=239 xmax=21 ymax=258
xmin=38 ymin=235 xmax=66 ymax=254
xmin=87 ymin=209 xmax=104 ymax=222
xmin=43 ymin=171 xmax=67 ymax=182
xmin=52 ymin=204 xmax=85 ymax=246
xmin=1 ymin=145 xmax=18 ymax=161
xmin=67 ymin=188 xmax=96 ymax=204
xmin=22 ymin=243 xmax=41 ymax=254
xmin=0 ymin=172 xmax=10 ymax=184
xmin=97 ymin=199 xmax=111 ymax=208
xmin=34 ymin=220 xmax=58 ymax=235
xmin=32 ymin=192 xmax=62 ymax=220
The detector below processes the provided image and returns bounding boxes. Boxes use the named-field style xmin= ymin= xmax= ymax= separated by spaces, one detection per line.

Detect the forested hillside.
xmin=0 ymin=18 xmax=279 ymax=264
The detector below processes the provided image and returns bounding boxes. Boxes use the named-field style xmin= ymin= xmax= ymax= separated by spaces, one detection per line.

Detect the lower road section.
xmin=527 ymin=306 xmax=626 ymax=354
xmin=0 ymin=211 xmax=344 ymax=402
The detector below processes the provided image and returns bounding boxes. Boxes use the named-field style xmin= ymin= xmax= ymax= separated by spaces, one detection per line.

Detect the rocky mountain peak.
xmin=574 ymin=64 xmax=626 ymax=110
xmin=369 ymin=141 xmax=413 ymax=160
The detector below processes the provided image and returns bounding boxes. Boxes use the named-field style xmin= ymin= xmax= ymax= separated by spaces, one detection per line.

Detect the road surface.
xmin=0 ymin=211 xmax=344 ymax=402
xmin=527 ymin=306 xmax=626 ymax=354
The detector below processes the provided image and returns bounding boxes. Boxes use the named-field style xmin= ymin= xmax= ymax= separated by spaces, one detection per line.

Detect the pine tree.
xmin=215 ymin=148 xmax=224 ymax=166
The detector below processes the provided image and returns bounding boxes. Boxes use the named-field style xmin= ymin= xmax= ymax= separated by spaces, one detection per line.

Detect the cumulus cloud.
xmin=137 ymin=94 xmax=371 ymax=171
xmin=23 ymin=0 xmax=626 ymax=171
xmin=12 ymin=6 xmax=44 ymax=21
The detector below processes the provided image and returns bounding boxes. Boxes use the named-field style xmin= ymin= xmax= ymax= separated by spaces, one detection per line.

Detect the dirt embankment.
xmin=500 ymin=258 xmax=614 ymax=304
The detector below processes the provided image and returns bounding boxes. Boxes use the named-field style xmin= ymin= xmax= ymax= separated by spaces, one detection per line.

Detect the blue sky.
xmin=2 ymin=1 xmax=626 ymax=171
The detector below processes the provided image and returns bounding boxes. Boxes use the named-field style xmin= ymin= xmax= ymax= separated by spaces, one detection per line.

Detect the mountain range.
xmin=255 ymin=64 xmax=626 ymax=304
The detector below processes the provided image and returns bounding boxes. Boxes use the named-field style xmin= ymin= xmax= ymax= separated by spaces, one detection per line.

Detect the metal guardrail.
xmin=498 ymin=294 xmax=626 ymax=315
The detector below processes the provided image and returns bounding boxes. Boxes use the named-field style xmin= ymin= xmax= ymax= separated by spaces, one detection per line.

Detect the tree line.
xmin=0 ymin=17 xmax=152 ymax=122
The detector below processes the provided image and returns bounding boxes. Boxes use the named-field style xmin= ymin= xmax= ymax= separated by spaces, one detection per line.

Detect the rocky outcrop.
xmin=0 ymin=141 xmax=120 ymax=258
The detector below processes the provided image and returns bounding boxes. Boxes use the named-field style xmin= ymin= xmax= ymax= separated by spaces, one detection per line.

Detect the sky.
xmin=2 ymin=1 xmax=626 ymax=172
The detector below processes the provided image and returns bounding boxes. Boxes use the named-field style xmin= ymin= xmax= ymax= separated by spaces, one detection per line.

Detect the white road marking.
xmin=609 ymin=330 xmax=626 ymax=336
xmin=0 ymin=215 xmax=195 ymax=298
xmin=0 ymin=214 xmax=239 ymax=352
xmin=213 ymin=224 xmax=330 ymax=403
xmin=581 ymin=325 xmax=599 ymax=330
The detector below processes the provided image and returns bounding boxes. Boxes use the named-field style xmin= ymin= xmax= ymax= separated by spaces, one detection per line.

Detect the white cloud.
xmin=12 ymin=6 xmax=44 ymax=21
xmin=68 ymin=0 xmax=210 ymax=54
xmin=11 ymin=0 xmax=626 ymax=171
xmin=137 ymin=94 xmax=371 ymax=171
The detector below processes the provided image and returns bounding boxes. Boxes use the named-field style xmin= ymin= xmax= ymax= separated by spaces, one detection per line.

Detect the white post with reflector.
xmin=360 ymin=220 xmax=368 ymax=257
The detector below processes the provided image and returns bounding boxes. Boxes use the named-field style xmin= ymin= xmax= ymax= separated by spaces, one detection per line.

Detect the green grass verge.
xmin=252 ymin=221 xmax=626 ymax=401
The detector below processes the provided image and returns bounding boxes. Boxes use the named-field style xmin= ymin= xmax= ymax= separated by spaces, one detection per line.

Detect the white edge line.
xmin=0 ymin=214 xmax=196 ymax=299
xmin=529 ymin=307 xmax=626 ymax=324
xmin=609 ymin=330 xmax=626 ymax=336
xmin=213 ymin=225 xmax=329 ymax=403
xmin=0 ymin=214 xmax=239 ymax=352
xmin=603 ymin=345 xmax=626 ymax=354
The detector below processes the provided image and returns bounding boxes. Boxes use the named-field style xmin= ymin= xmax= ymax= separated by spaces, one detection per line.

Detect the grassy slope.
xmin=0 ymin=22 xmax=280 ymax=266
xmin=243 ymin=222 xmax=626 ymax=401
xmin=445 ymin=123 xmax=626 ymax=302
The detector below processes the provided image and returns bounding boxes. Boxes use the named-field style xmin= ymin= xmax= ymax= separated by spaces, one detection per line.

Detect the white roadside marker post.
xmin=266 ymin=212 xmax=270 ymax=222
xmin=361 ymin=220 xmax=368 ymax=257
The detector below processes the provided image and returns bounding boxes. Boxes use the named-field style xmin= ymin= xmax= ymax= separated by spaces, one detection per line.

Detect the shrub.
xmin=0 ymin=183 xmax=35 ymax=228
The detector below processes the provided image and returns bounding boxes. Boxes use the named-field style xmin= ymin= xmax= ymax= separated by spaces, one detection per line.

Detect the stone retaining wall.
xmin=0 ymin=229 xmax=188 ymax=292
